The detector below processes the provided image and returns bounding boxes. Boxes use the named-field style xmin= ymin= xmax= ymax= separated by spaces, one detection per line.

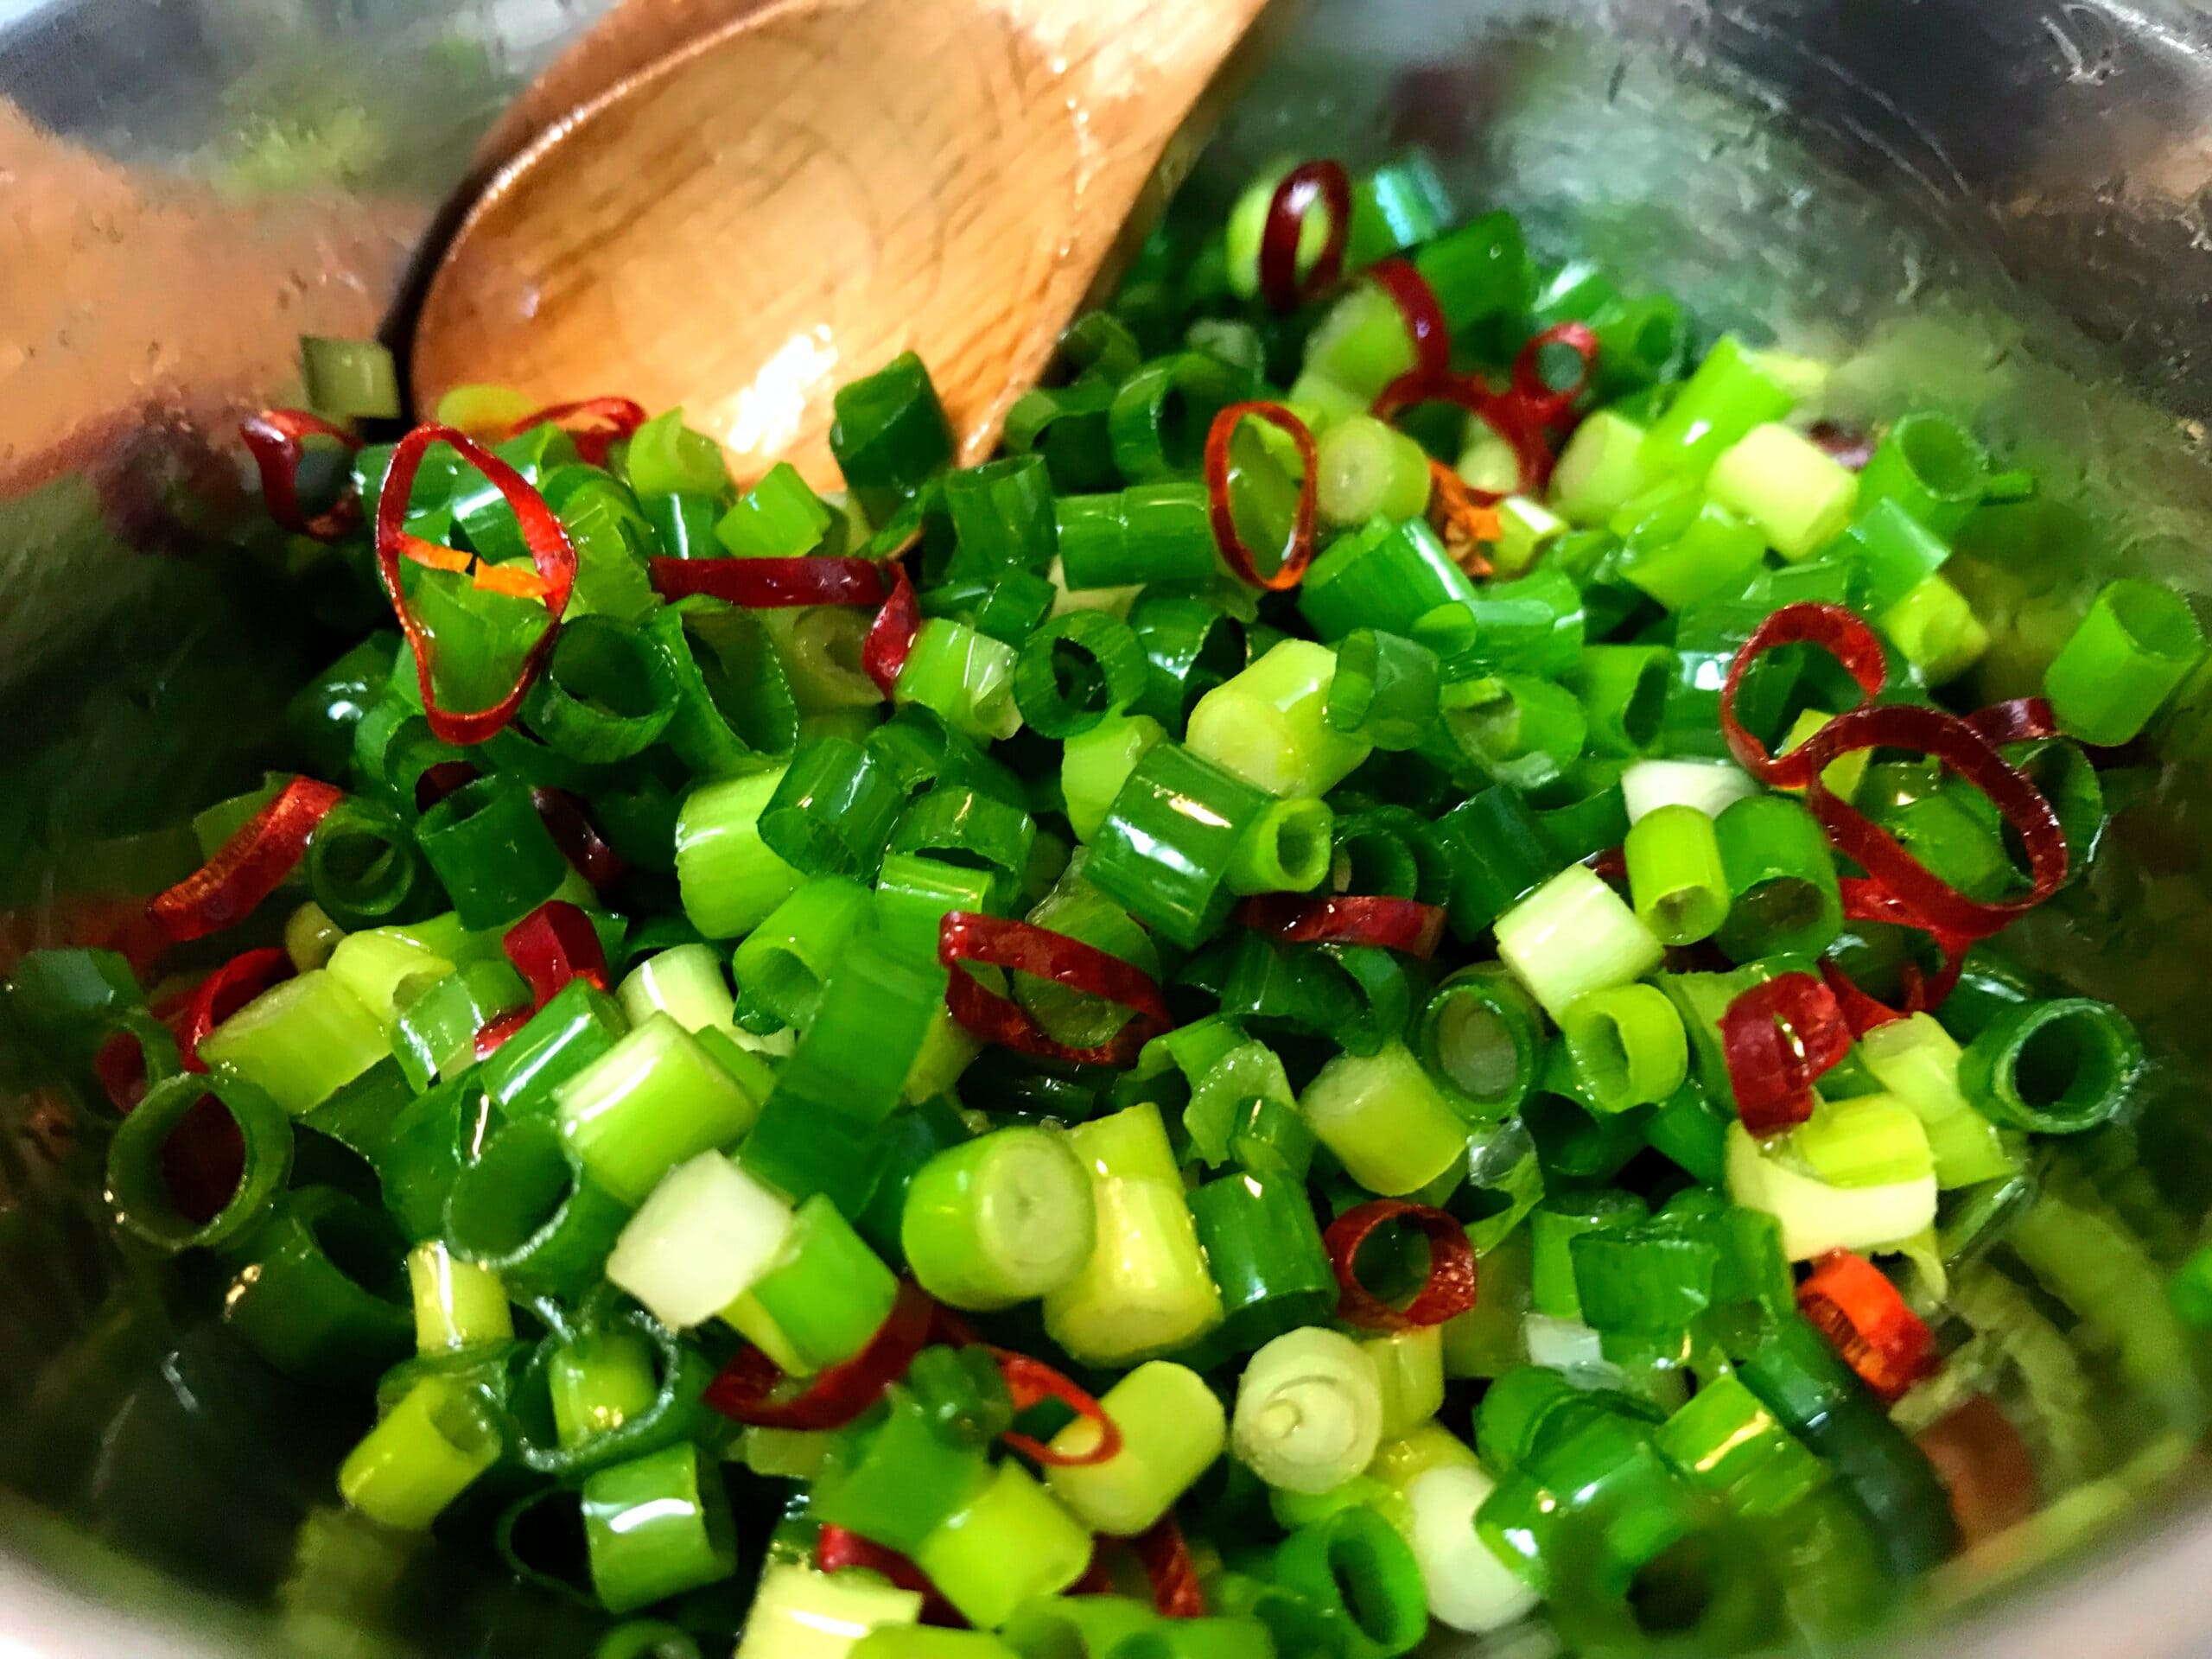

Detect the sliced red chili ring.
xmin=1914 ymin=1394 xmax=2037 ymax=1547
xmin=1964 ymin=696 xmax=2060 ymax=747
xmin=502 ymin=397 xmax=648 ymax=467
xmin=376 ymin=423 xmax=578 ymax=748
xmin=175 ymin=947 xmax=295 ymax=1071
xmin=503 ymin=900 xmax=611 ymax=1007
xmin=1258 ymin=160 xmax=1352 ymax=313
xmin=1507 ymin=321 xmax=1601 ymax=428
xmin=240 ymin=409 xmax=363 ymax=541
xmin=1802 ymin=702 xmax=2067 ymax=942
xmin=1364 ymin=258 xmax=1452 ymax=383
xmin=1719 ymin=971 xmax=1851 ymax=1136
xmin=1719 ymin=602 xmax=1888 ymax=785
xmin=474 ymin=1007 xmax=535 ymax=1060
xmin=1796 ymin=1248 xmax=1940 ymax=1404
xmin=938 ymin=912 xmax=1173 ymax=1068
xmin=1324 ymin=1199 xmax=1478 ymax=1332
xmin=650 ymin=555 xmax=892 ymax=609
xmin=529 ymin=787 xmax=624 ymax=889
xmin=815 ymin=1526 xmax=963 ymax=1626
xmin=704 ymin=1278 xmax=936 ymax=1430
xmin=1205 ymin=402 xmax=1320 ymax=592
xmin=1235 ymin=894 xmax=1446 ymax=959
xmin=1588 ymin=845 xmax=1630 ymax=890
xmin=862 ymin=558 xmax=922 ymax=696
xmin=990 ymin=1348 xmax=1124 ymax=1467
xmin=148 ymin=777 xmax=345 ymax=944
xmin=1130 ymin=1516 xmax=1206 ymax=1619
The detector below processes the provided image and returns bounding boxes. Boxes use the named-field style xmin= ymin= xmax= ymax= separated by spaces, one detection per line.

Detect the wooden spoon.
xmin=412 ymin=0 xmax=1279 ymax=487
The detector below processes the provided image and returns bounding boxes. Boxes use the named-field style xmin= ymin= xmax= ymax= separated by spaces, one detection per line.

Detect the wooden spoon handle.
xmin=416 ymin=0 xmax=1278 ymax=485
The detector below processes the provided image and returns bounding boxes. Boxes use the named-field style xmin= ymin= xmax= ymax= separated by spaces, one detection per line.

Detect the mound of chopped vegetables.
xmin=10 ymin=152 xmax=2210 ymax=1659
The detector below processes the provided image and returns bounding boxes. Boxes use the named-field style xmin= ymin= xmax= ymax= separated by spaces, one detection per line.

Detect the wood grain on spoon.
xmin=414 ymin=0 xmax=1275 ymax=489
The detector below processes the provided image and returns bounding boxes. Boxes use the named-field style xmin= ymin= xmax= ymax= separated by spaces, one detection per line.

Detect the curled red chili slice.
xmin=1915 ymin=1394 xmax=2037 ymax=1547
xmin=704 ymin=1278 xmax=936 ymax=1430
xmin=1507 ymin=321 xmax=1601 ymax=428
xmin=991 ymin=1348 xmax=1124 ymax=1467
xmin=1258 ymin=160 xmax=1352 ymax=313
xmin=1365 ymin=258 xmax=1452 ymax=384
xmin=1324 ymin=1200 xmax=1478 ymax=1332
xmin=503 ymin=397 xmax=647 ymax=467
xmin=175 ymin=947 xmax=295 ymax=1071
xmin=240 ymin=409 xmax=363 ymax=541
xmin=474 ymin=1007 xmax=535 ymax=1060
xmin=1235 ymin=894 xmax=1446 ymax=959
xmin=531 ymin=787 xmax=624 ymax=889
xmin=503 ymin=900 xmax=611 ymax=1006
xmin=148 ymin=777 xmax=345 ymax=944
xmin=650 ymin=555 xmax=891 ymax=609
xmin=938 ymin=912 xmax=1173 ymax=1068
xmin=1796 ymin=1249 xmax=1940 ymax=1404
xmin=863 ymin=559 xmax=922 ymax=696
xmin=1205 ymin=402 xmax=1321 ymax=592
xmin=376 ymin=423 xmax=578 ymax=747
xmin=1802 ymin=702 xmax=2067 ymax=942
xmin=1131 ymin=1516 xmax=1206 ymax=1618
xmin=816 ymin=1527 xmax=963 ymax=1627
xmin=1719 ymin=971 xmax=1851 ymax=1136
xmin=1965 ymin=696 xmax=2060 ymax=747
xmin=1719 ymin=603 xmax=1888 ymax=785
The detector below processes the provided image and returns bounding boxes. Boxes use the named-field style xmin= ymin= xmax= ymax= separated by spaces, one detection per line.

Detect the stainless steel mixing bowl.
xmin=7 ymin=0 xmax=2212 ymax=1654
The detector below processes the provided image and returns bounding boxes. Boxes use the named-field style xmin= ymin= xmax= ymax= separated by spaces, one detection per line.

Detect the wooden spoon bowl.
xmin=413 ymin=0 xmax=1278 ymax=487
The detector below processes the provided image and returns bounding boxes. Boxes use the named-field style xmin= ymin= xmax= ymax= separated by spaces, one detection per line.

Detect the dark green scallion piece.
xmin=1012 ymin=612 xmax=1147 ymax=739
xmin=524 ymin=614 xmax=679 ymax=764
xmin=830 ymin=351 xmax=956 ymax=523
xmin=758 ymin=735 xmax=906 ymax=880
xmin=1108 ymin=353 xmax=1245 ymax=481
xmin=415 ymin=775 xmax=570 ymax=932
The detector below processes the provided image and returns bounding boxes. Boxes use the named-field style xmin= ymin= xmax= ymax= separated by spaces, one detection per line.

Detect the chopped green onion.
xmin=1560 ymin=983 xmax=1688 ymax=1113
xmin=1624 ymin=804 xmax=1730 ymax=944
xmin=1316 ymin=415 xmax=1433 ymax=527
xmin=199 ymin=969 xmax=389 ymax=1115
xmin=338 ymin=1376 xmax=500 ymax=1531
xmin=1705 ymin=423 xmax=1860 ymax=562
xmin=1232 ymin=1326 xmax=1385 ymax=1495
xmin=582 ymin=1441 xmax=737 ymax=1613
xmin=1187 ymin=640 xmax=1373 ymax=800
xmin=1043 ymin=1104 xmax=1223 ymax=1365
xmin=911 ymin=1463 xmax=1095 ymax=1630
xmin=1299 ymin=1043 xmax=1471 ymax=1196
xmin=1493 ymin=862 xmax=1665 ymax=1021
xmin=1957 ymin=997 xmax=2141 ymax=1135
xmin=2043 ymin=577 xmax=2207 ymax=746
xmin=606 ymin=1151 xmax=793 ymax=1329
xmin=1855 ymin=413 xmax=1986 ymax=538
xmin=901 ymin=1128 xmax=1096 ymax=1311
xmin=407 ymin=1240 xmax=512 ymax=1353
xmin=1044 ymin=1360 xmax=1225 ymax=1536
xmin=1414 ymin=965 xmax=1548 ymax=1117
xmin=556 ymin=1013 xmax=764 ymax=1205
